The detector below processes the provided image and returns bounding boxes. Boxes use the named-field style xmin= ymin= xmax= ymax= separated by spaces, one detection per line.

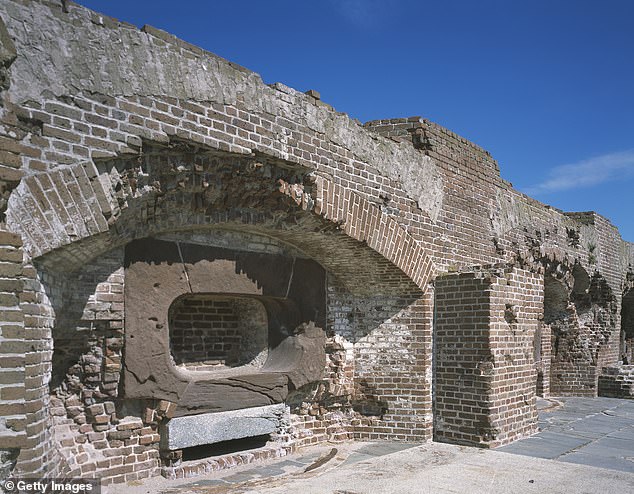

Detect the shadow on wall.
xmin=46 ymin=247 xmax=125 ymax=400
xmin=620 ymin=287 xmax=634 ymax=364
xmin=124 ymin=237 xmax=326 ymax=329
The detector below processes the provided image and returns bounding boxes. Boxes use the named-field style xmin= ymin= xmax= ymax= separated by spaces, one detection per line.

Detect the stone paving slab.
xmin=341 ymin=442 xmax=422 ymax=466
xmin=214 ymin=444 xmax=634 ymax=494
xmin=608 ymin=428 xmax=634 ymax=440
xmin=498 ymin=396 xmax=634 ymax=473
xmin=106 ymin=441 xmax=634 ymax=494
xmin=584 ymin=436 xmax=634 ymax=455
xmin=560 ymin=451 xmax=634 ymax=473
xmin=354 ymin=442 xmax=421 ymax=456
xmin=497 ymin=431 xmax=591 ymax=459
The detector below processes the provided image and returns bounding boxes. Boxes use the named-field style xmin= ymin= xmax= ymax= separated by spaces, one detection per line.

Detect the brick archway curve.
xmin=7 ymin=158 xmax=437 ymax=293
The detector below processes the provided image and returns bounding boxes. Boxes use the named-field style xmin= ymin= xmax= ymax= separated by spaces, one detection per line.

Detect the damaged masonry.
xmin=0 ymin=0 xmax=633 ymax=486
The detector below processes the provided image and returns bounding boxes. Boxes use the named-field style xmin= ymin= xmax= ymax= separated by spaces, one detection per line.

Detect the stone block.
xmin=159 ymin=404 xmax=286 ymax=451
xmin=117 ymin=418 xmax=143 ymax=431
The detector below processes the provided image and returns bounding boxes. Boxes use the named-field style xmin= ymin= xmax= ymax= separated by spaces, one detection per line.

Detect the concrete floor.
xmin=105 ymin=397 xmax=634 ymax=494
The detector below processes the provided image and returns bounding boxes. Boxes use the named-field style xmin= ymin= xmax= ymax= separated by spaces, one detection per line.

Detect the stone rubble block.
xmin=160 ymin=404 xmax=287 ymax=451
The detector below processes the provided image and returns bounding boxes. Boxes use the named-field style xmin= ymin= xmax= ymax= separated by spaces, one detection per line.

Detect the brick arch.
xmin=285 ymin=174 xmax=436 ymax=290
xmin=6 ymin=155 xmax=437 ymax=294
xmin=7 ymin=153 xmax=438 ymax=466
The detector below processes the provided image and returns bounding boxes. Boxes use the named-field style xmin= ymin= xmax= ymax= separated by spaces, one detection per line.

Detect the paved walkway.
xmin=498 ymin=396 xmax=634 ymax=473
xmin=105 ymin=397 xmax=634 ymax=494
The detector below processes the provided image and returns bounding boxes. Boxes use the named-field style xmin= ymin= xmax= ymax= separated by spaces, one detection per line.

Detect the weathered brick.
xmin=42 ymin=124 xmax=81 ymax=144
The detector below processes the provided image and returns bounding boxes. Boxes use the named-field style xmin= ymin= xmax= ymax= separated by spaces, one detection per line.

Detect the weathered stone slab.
xmin=123 ymin=237 xmax=325 ymax=412
xmin=173 ymin=374 xmax=289 ymax=417
xmin=160 ymin=404 xmax=287 ymax=451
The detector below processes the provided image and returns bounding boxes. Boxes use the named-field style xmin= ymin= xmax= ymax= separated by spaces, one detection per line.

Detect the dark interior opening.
xmin=543 ymin=276 xmax=569 ymax=325
xmin=570 ymin=264 xmax=592 ymax=312
xmin=536 ymin=370 xmax=544 ymax=395
xmin=621 ymin=290 xmax=634 ymax=364
xmin=181 ymin=434 xmax=271 ymax=461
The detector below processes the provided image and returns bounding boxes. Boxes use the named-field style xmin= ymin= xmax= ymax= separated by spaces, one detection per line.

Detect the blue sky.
xmin=76 ymin=0 xmax=634 ymax=241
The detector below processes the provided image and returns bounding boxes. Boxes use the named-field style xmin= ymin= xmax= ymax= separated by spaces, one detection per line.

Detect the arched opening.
xmin=621 ymin=290 xmax=634 ymax=364
xmin=543 ymin=276 xmax=569 ymax=325
xmin=571 ymin=264 xmax=591 ymax=304
xmin=546 ymin=264 xmax=619 ymax=397
xmin=538 ymin=275 xmax=569 ymax=397
xmin=29 ymin=145 xmax=433 ymax=479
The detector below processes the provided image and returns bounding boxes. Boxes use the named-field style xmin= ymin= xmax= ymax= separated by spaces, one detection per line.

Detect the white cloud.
xmin=523 ymin=150 xmax=634 ymax=195
xmin=333 ymin=0 xmax=395 ymax=28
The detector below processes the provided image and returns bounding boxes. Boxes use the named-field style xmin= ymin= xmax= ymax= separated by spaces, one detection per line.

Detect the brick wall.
xmin=350 ymin=294 xmax=431 ymax=442
xmin=286 ymin=279 xmax=432 ymax=445
xmin=487 ymin=267 xmax=541 ymax=445
xmin=42 ymin=247 xmax=163 ymax=484
xmin=169 ymin=295 xmax=268 ymax=369
xmin=15 ymin=262 xmax=59 ymax=477
xmin=434 ymin=271 xmax=494 ymax=446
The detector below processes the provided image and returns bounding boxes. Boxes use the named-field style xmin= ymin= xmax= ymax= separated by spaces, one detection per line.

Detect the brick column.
xmin=434 ymin=266 xmax=541 ymax=447
xmin=0 ymin=231 xmax=26 ymax=480
xmin=15 ymin=262 xmax=58 ymax=476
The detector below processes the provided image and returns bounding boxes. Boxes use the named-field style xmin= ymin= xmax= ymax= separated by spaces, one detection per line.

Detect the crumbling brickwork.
xmin=0 ymin=0 xmax=632 ymax=485
xmin=546 ymin=268 xmax=619 ymax=397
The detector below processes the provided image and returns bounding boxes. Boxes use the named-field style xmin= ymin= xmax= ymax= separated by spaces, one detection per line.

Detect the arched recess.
xmin=6 ymin=144 xmax=439 ymax=478
xmin=546 ymin=263 xmax=619 ymax=397
xmin=537 ymin=275 xmax=570 ymax=397
xmin=544 ymin=276 xmax=570 ymax=323
xmin=621 ymin=288 xmax=634 ymax=364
